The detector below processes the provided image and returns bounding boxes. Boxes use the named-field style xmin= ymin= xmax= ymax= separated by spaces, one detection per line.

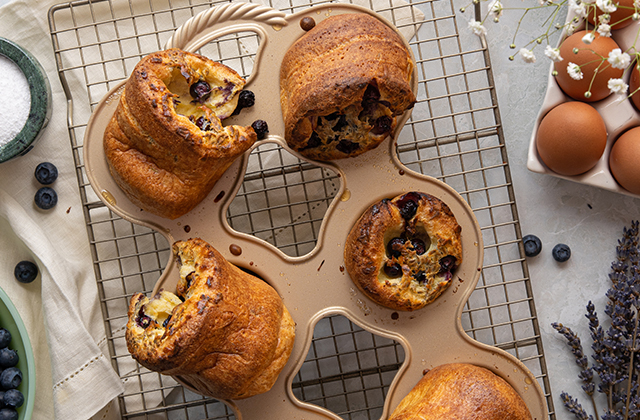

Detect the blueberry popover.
xmin=279 ymin=13 xmax=416 ymax=161
xmin=389 ymin=363 xmax=532 ymax=420
xmin=344 ymin=192 xmax=462 ymax=311
xmin=104 ymin=48 xmax=257 ymax=219
xmin=125 ymin=238 xmax=295 ymax=400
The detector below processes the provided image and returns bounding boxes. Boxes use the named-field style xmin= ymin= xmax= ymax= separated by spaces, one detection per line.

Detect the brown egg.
xmin=536 ymin=101 xmax=607 ymax=176
xmin=610 ymin=126 xmax=640 ymax=194
xmin=587 ymin=0 xmax=635 ymax=29
xmin=554 ymin=31 xmax=624 ymax=102
xmin=629 ymin=63 xmax=640 ymax=110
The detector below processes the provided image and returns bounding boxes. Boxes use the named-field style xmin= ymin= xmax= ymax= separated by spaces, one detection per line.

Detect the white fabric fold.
xmin=0 ymin=189 xmax=124 ymax=419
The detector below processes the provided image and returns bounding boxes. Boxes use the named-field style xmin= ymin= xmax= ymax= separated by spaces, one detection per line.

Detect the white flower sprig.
xmin=460 ymin=0 xmax=640 ymax=101
xmin=608 ymin=48 xmax=632 ymax=69
xmin=567 ymin=62 xmax=584 ymax=80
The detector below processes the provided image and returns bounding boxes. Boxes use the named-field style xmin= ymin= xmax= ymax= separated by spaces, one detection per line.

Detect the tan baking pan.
xmin=83 ymin=2 xmax=548 ymax=419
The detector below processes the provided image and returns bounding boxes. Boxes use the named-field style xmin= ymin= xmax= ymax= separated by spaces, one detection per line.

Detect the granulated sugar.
xmin=0 ymin=54 xmax=31 ymax=147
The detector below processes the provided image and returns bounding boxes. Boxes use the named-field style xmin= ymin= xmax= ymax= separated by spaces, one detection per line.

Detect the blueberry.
xmin=189 ymin=79 xmax=212 ymax=103
xmin=237 ymin=90 xmax=255 ymax=109
xmin=14 ymin=261 xmax=38 ymax=284
xmin=2 ymin=390 xmax=22 ymax=409
xmin=194 ymin=116 xmax=211 ymax=131
xmin=552 ymin=243 xmax=571 ymax=262
xmin=386 ymin=237 xmax=405 ymax=258
xmin=438 ymin=255 xmax=457 ymax=273
xmin=251 ymin=120 xmax=269 ymax=140
xmin=0 ymin=349 xmax=18 ymax=369
xmin=0 ymin=330 xmax=10 ymax=349
xmin=34 ymin=162 xmax=58 ymax=184
xmin=383 ymin=262 xmax=402 ymax=278
xmin=410 ymin=238 xmax=426 ymax=255
xmin=336 ymin=139 xmax=359 ymax=154
xmin=396 ymin=192 xmax=421 ymax=220
xmin=0 ymin=368 xmax=21 ymax=390
xmin=414 ymin=271 xmax=427 ymax=283
xmin=371 ymin=116 xmax=392 ymax=135
xmin=0 ymin=408 xmax=17 ymax=420
xmin=522 ymin=234 xmax=542 ymax=257
xmin=34 ymin=187 xmax=58 ymax=210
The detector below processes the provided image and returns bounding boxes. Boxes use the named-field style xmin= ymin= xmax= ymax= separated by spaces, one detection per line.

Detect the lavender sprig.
xmin=554 ymin=221 xmax=640 ymax=420
xmin=561 ymin=392 xmax=595 ymax=420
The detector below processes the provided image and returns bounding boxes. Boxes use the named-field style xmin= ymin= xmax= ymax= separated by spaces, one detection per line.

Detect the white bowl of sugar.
xmin=0 ymin=37 xmax=51 ymax=163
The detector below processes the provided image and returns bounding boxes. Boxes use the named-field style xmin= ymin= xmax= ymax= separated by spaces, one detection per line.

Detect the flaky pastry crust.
xmin=344 ymin=192 xmax=462 ymax=311
xmin=389 ymin=363 xmax=533 ymax=420
xmin=280 ymin=13 xmax=415 ymax=160
xmin=125 ymin=238 xmax=295 ymax=400
xmin=104 ymin=48 xmax=257 ymax=219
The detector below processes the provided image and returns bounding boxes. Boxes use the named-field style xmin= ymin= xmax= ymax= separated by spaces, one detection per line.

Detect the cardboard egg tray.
xmin=529 ymin=16 xmax=640 ymax=199
xmin=84 ymin=3 xmax=548 ymax=418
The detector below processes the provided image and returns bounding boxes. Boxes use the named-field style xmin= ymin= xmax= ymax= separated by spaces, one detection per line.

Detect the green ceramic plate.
xmin=0 ymin=286 xmax=35 ymax=419
xmin=0 ymin=37 xmax=52 ymax=163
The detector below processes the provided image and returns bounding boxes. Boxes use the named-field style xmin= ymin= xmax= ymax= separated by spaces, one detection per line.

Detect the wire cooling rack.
xmin=48 ymin=0 xmax=556 ymax=418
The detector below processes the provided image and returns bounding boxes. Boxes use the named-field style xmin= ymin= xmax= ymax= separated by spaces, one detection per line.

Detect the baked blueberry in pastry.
xmin=125 ymin=238 xmax=295 ymax=400
xmin=344 ymin=192 xmax=462 ymax=311
xmin=104 ymin=48 xmax=257 ymax=219
xmin=280 ymin=13 xmax=416 ymax=161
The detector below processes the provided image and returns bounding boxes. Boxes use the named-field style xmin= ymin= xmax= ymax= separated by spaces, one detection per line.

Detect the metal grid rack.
xmin=47 ymin=0 xmax=556 ymax=418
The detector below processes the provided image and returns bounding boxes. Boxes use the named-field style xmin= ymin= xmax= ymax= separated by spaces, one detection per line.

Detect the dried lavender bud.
xmin=560 ymin=392 xmax=592 ymax=420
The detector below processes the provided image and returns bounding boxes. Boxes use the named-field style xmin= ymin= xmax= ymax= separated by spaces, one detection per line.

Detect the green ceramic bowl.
xmin=0 ymin=37 xmax=52 ymax=163
xmin=0 ymin=286 xmax=35 ymax=419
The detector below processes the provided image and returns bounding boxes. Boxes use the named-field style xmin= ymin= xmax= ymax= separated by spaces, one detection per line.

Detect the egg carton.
xmin=528 ymin=17 xmax=640 ymax=199
xmin=83 ymin=2 xmax=548 ymax=418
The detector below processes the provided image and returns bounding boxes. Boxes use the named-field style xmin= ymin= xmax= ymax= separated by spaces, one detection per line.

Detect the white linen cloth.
xmin=0 ymin=1 xmax=124 ymax=419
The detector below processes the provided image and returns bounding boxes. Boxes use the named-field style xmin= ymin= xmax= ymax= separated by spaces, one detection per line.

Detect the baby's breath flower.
xmin=567 ymin=24 xmax=578 ymax=35
xmin=608 ymin=48 xmax=631 ymax=69
xmin=487 ymin=0 xmax=504 ymax=19
xmin=598 ymin=13 xmax=611 ymax=24
xmin=568 ymin=62 xmax=584 ymax=80
xmin=520 ymin=48 xmax=536 ymax=63
xmin=608 ymin=78 xmax=628 ymax=94
xmin=634 ymin=0 xmax=640 ymax=8
xmin=545 ymin=45 xmax=564 ymax=62
xmin=597 ymin=23 xmax=612 ymax=37
xmin=569 ymin=0 xmax=588 ymax=18
xmin=582 ymin=32 xmax=596 ymax=44
xmin=468 ymin=19 xmax=487 ymax=36
xmin=597 ymin=0 xmax=618 ymax=14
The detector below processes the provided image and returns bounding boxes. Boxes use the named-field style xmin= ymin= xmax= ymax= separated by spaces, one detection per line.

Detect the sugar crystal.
xmin=0 ymin=54 xmax=31 ymax=147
